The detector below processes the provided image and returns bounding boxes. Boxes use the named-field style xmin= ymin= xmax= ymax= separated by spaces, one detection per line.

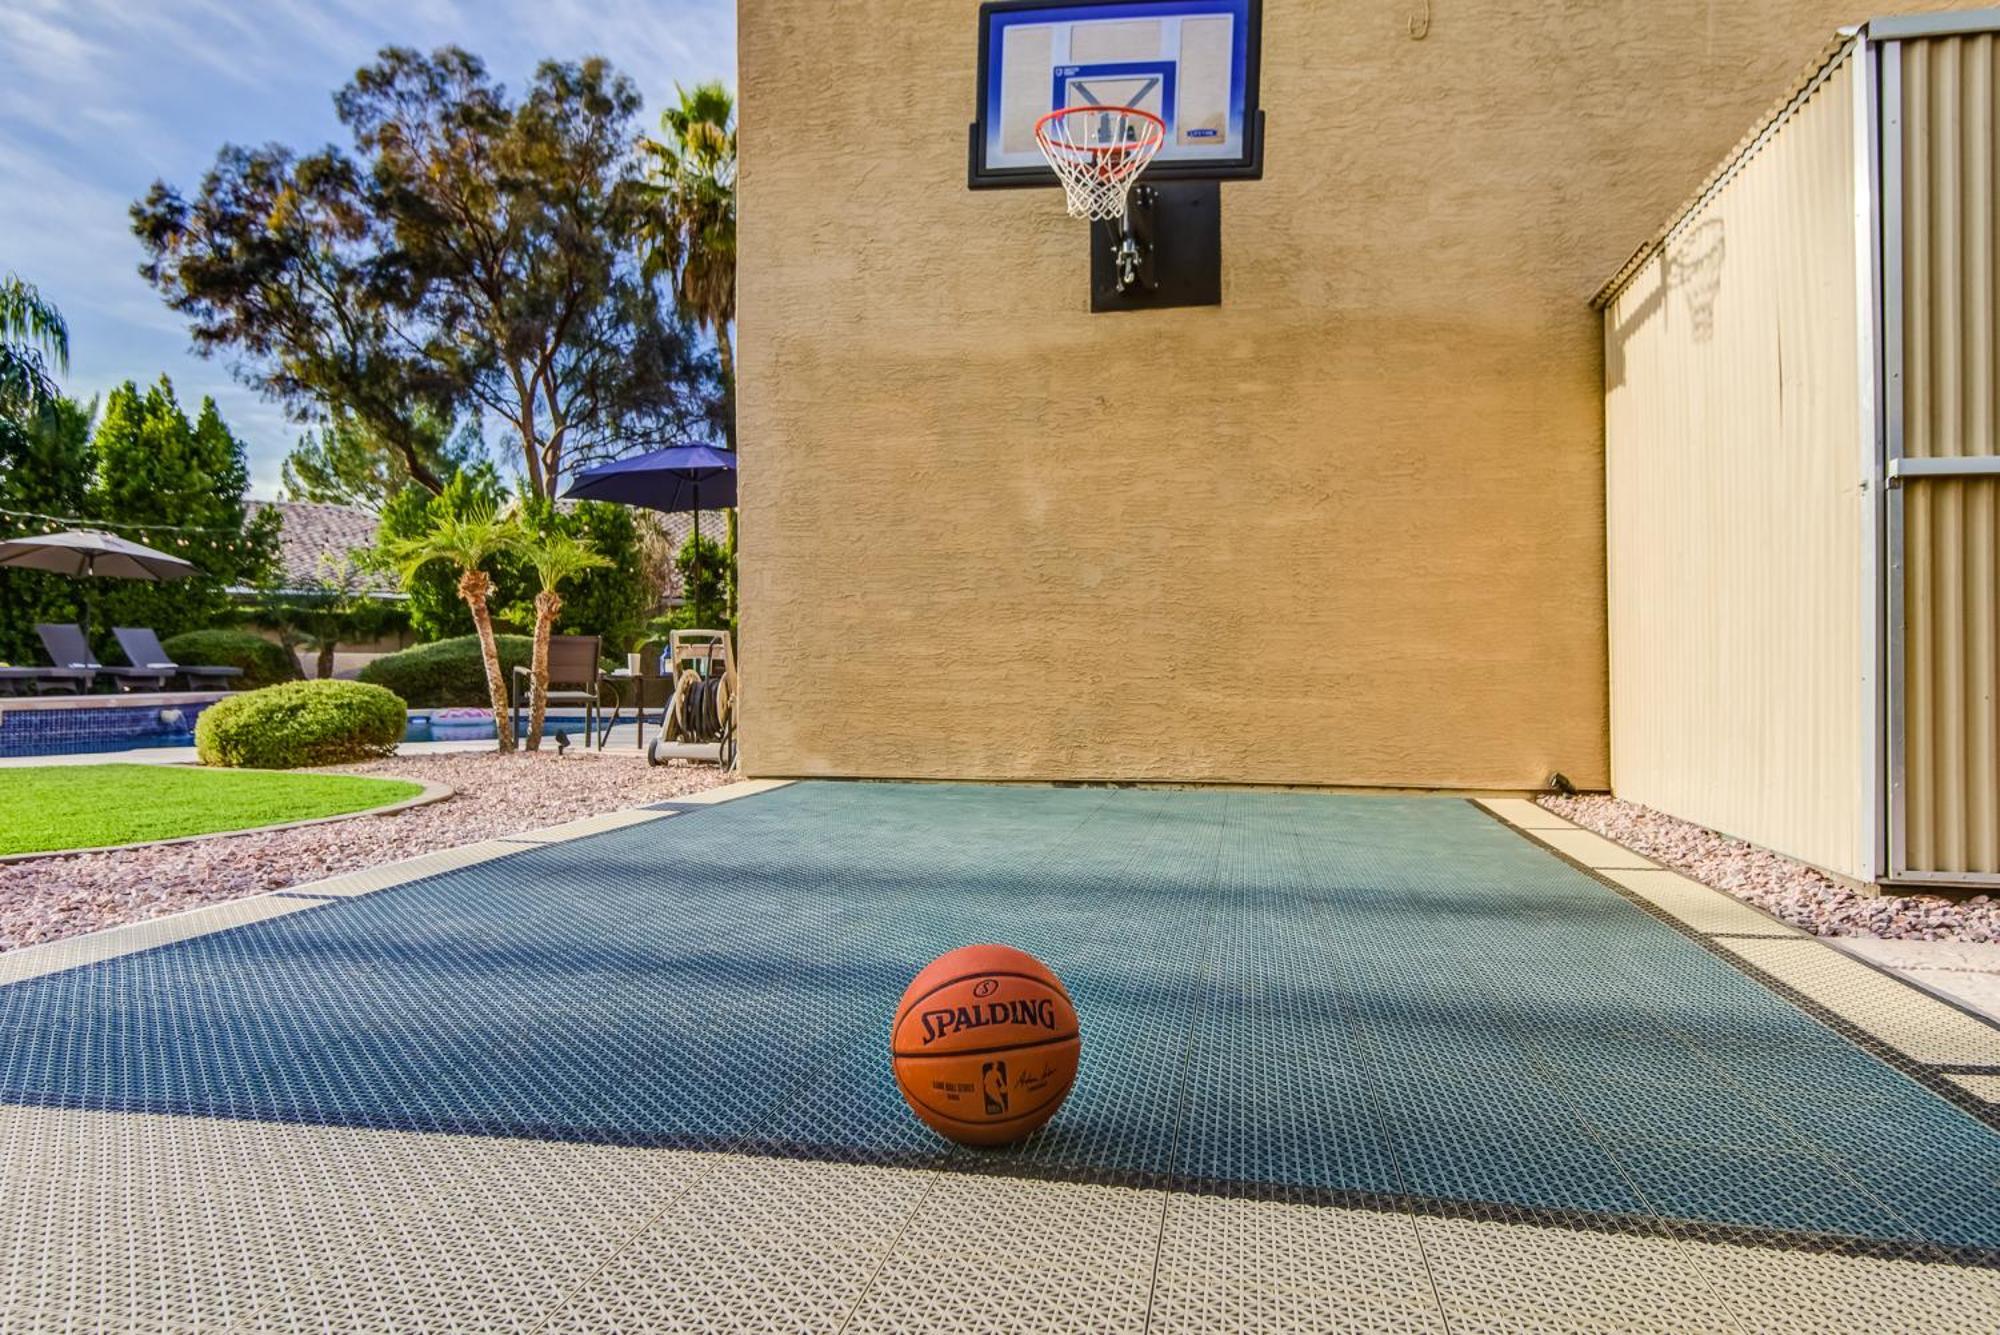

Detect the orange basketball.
xmin=891 ymin=944 xmax=1081 ymax=1147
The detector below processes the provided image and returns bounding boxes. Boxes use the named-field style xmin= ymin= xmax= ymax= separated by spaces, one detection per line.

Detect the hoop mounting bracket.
xmin=1090 ymin=180 xmax=1222 ymax=312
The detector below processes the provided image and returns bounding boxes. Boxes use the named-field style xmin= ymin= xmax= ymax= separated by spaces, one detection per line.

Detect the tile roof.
xmin=247 ymin=500 xmax=732 ymax=601
xmin=247 ymin=501 xmax=396 ymax=593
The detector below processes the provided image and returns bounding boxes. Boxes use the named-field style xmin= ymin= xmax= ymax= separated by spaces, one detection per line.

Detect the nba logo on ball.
xmin=891 ymin=944 xmax=1081 ymax=1146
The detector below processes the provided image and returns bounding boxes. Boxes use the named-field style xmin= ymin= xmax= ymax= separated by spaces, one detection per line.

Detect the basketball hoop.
xmin=1033 ymin=105 xmax=1166 ymax=221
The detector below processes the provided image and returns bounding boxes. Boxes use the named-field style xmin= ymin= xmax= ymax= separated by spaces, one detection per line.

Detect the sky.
xmin=0 ymin=0 xmax=735 ymax=499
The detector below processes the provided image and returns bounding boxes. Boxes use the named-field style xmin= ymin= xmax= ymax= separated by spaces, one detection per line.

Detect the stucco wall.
xmin=737 ymin=1 xmax=1973 ymax=789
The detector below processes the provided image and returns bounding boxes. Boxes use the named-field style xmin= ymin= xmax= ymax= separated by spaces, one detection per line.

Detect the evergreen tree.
xmin=0 ymin=396 xmax=95 ymax=663
xmin=82 ymin=379 xmax=279 ymax=648
xmin=282 ymin=406 xmax=487 ymax=513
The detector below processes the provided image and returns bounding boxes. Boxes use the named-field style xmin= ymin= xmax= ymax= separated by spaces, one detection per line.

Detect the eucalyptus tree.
xmin=134 ymin=47 xmax=719 ymax=501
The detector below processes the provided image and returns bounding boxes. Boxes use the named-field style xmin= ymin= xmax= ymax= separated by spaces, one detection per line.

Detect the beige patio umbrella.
xmin=0 ymin=529 xmax=200 ymax=646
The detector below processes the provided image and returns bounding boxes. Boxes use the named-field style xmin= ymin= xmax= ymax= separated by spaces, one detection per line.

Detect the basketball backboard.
xmin=969 ymin=0 xmax=1264 ymax=188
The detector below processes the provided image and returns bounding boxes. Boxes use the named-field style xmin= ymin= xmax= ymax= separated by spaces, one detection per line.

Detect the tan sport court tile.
xmin=847 ymin=1174 xmax=1161 ymax=1333
xmin=1525 ymin=827 xmax=1659 ymax=870
xmin=1950 ymin=1072 xmax=2000 ymax=1102
xmin=1717 ymin=937 xmax=2000 ymax=1068
xmin=672 ymin=777 xmax=794 ymax=805
xmin=542 ymin=1154 xmax=930 ymax=1333
xmin=497 ymin=807 xmax=674 ymax=843
xmin=1598 ymin=868 xmax=1803 ymax=938
xmin=1475 ymin=797 xmax=1576 ymax=830
xmin=1681 ymin=1233 xmax=2000 ymax=1333
xmin=292 ymin=838 xmax=526 ymax=897
xmin=1149 ymin=1194 xmax=1445 ymax=1333
xmin=1413 ymin=1214 xmax=1740 ymax=1334
xmin=250 ymin=1135 xmax=713 ymax=1334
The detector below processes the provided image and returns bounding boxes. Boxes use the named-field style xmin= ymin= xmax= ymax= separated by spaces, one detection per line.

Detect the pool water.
xmin=0 ymin=706 xmax=612 ymax=759
xmin=401 ymin=712 xmax=600 ymax=744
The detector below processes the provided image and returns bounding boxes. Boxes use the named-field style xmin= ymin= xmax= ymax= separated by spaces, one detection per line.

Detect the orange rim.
xmin=1033 ymin=105 xmax=1166 ymax=161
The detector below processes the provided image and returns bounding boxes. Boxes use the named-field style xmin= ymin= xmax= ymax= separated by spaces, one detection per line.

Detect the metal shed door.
xmin=1884 ymin=35 xmax=2000 ymax=889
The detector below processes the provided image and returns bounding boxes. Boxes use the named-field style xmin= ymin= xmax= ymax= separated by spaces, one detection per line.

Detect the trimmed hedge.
xmin=161 ymin=629 xmax=302 ymax=689
xmin=356 ymin=634 xmax=531 ymax=708
xmin=195 ymin=680 xmax=406 ymax=769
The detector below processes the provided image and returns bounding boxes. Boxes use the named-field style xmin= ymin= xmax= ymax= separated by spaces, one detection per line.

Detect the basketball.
xmin=891 ymin=944 xmax=1081 ymax=1147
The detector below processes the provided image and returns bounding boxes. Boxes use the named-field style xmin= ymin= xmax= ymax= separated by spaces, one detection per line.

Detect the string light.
xmin=0 ymin=506 xmax=257 ymax=556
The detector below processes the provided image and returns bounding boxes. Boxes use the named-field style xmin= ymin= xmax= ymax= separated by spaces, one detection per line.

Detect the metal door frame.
xmin=1874 ymin=22 xmax=2000 ymax=889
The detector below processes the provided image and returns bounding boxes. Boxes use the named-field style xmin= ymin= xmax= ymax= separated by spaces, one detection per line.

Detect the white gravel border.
xmin=1539 ymin=793 xmax=1997 ymax=944
xmin=0 ymin=751 xmax=729 ymax=953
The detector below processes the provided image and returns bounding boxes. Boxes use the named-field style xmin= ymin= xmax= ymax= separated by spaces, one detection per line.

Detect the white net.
xmin=1033 ymin=106 xmax=1166 ymax=222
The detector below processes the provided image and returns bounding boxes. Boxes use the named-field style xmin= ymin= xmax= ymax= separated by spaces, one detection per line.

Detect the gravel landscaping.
xmin=0 ymin=751 xmax=728 ymax=953
xmin=1540 ymin=793 xmax=1999 ymax=943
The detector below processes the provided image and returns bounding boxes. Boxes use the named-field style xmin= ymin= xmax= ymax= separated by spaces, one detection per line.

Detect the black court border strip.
xmin=1467 ymin=800 xmax=2000 ymax=1141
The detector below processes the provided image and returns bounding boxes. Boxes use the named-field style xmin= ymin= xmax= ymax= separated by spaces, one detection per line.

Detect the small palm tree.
xmin=639 ymin=83 xmax=739 ymax=619
xmin=510 ymin=528 xmax=611 ymax=751
xmin=0 ymin=274 xmax=69 ymax=419
xmin=384 ymin=505 xmax=520 ymax=752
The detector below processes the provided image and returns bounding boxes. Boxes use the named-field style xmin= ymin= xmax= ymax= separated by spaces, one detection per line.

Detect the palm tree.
xmin=384 ymin=505 xmax=520 ymax=752
xmin=0 ymin=274 xmax=69 ymax=420
xmin=510 ymin=528 xmax=610 ymax=751
xmin=639 ymin=83 xmax=739 ymax=618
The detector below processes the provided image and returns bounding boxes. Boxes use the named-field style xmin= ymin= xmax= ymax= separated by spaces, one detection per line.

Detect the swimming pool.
xmin=0 ymin=700 xmax=606 ymax=758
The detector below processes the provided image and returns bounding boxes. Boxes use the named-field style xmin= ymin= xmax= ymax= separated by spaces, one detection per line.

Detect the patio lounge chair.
xmin=0 ymin=665 xmax=91 ymax=695
xmin=113 ymin=627 xmax=243 ymax=691
xmin=511 ymin=634 xmax=603 ymax=745
xmin=33 ymin=623 xmax=172 ymax=693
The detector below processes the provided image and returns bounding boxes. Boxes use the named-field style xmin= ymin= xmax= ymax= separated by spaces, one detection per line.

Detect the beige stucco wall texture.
xmin=737 ymin=1 xmax=1971 ymax=789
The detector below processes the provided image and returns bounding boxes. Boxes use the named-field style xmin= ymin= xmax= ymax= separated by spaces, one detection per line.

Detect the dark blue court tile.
xmin=1759 ymin=1082 xmax=2000 ymax=1160
xmin=1372 ymin=1060 xmax=1582 ymax=1132
xmin=1614 ymin=1141 xmax=1917 ymax=1244
xmin=1386 ymin=1116 xmax=1649 ymax=1217
xmin=1556 ymin=1075 xmax=1804 ymax=1152
xmin=1176 ymin=1051 xmax=1400 ymax=1194
xmin=1527 ymin=1032 xmax=1726 ymax=1094
xmin=1834 ymin=1149 xmax=2000 ymax=1251
xmin=758 ymin=1036 xmax=954 ymax=1165
xmin=1705 ymin=1042 xmax=1927 ymax=1103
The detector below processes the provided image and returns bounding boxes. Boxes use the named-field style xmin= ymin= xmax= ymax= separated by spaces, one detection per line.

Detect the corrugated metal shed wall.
xmin=1603 ymin=51 xmax=1870 ymax=881
xmin=1897 ymin=32 xmax=2000 ymax=880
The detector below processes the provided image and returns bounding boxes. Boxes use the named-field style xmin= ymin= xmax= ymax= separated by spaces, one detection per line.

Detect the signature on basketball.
xmin=920 ymin=996 xmax=1059 ymax=1044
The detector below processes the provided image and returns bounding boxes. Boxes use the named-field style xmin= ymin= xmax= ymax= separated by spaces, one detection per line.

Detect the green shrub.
xmin=161 ymin=629 xmax=303 ymax=688
xmin=356 ymin=633 xmax=531 ymax=707
xmin=195 ymin=680 xmax=405 ymax=769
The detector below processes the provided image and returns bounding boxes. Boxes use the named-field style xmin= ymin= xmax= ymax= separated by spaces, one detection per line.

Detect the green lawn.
xmin=0 ymin=764 xmax=427 ymax=857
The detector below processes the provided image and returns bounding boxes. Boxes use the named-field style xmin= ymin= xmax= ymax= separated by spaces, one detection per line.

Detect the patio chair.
xmin=34 ymin=624 xmax=172 ymax=692
xmin=511 ymin=634 xmax=604 ymax=745
xmin=113 ymin=627 xmax=243 ymax=691
xmin=0 ymin=665 xmax=91 ymax=695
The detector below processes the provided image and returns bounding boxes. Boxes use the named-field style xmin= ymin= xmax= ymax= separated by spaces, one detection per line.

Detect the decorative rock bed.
xmin=0 ymin=751 xmax=727 ymax=953
xmin=1540 ymin=793 xmax=1998 ymax=944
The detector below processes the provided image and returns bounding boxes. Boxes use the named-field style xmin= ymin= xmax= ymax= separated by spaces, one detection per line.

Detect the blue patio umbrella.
xmin=562 ymin=444 xmax=737 ymax=616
